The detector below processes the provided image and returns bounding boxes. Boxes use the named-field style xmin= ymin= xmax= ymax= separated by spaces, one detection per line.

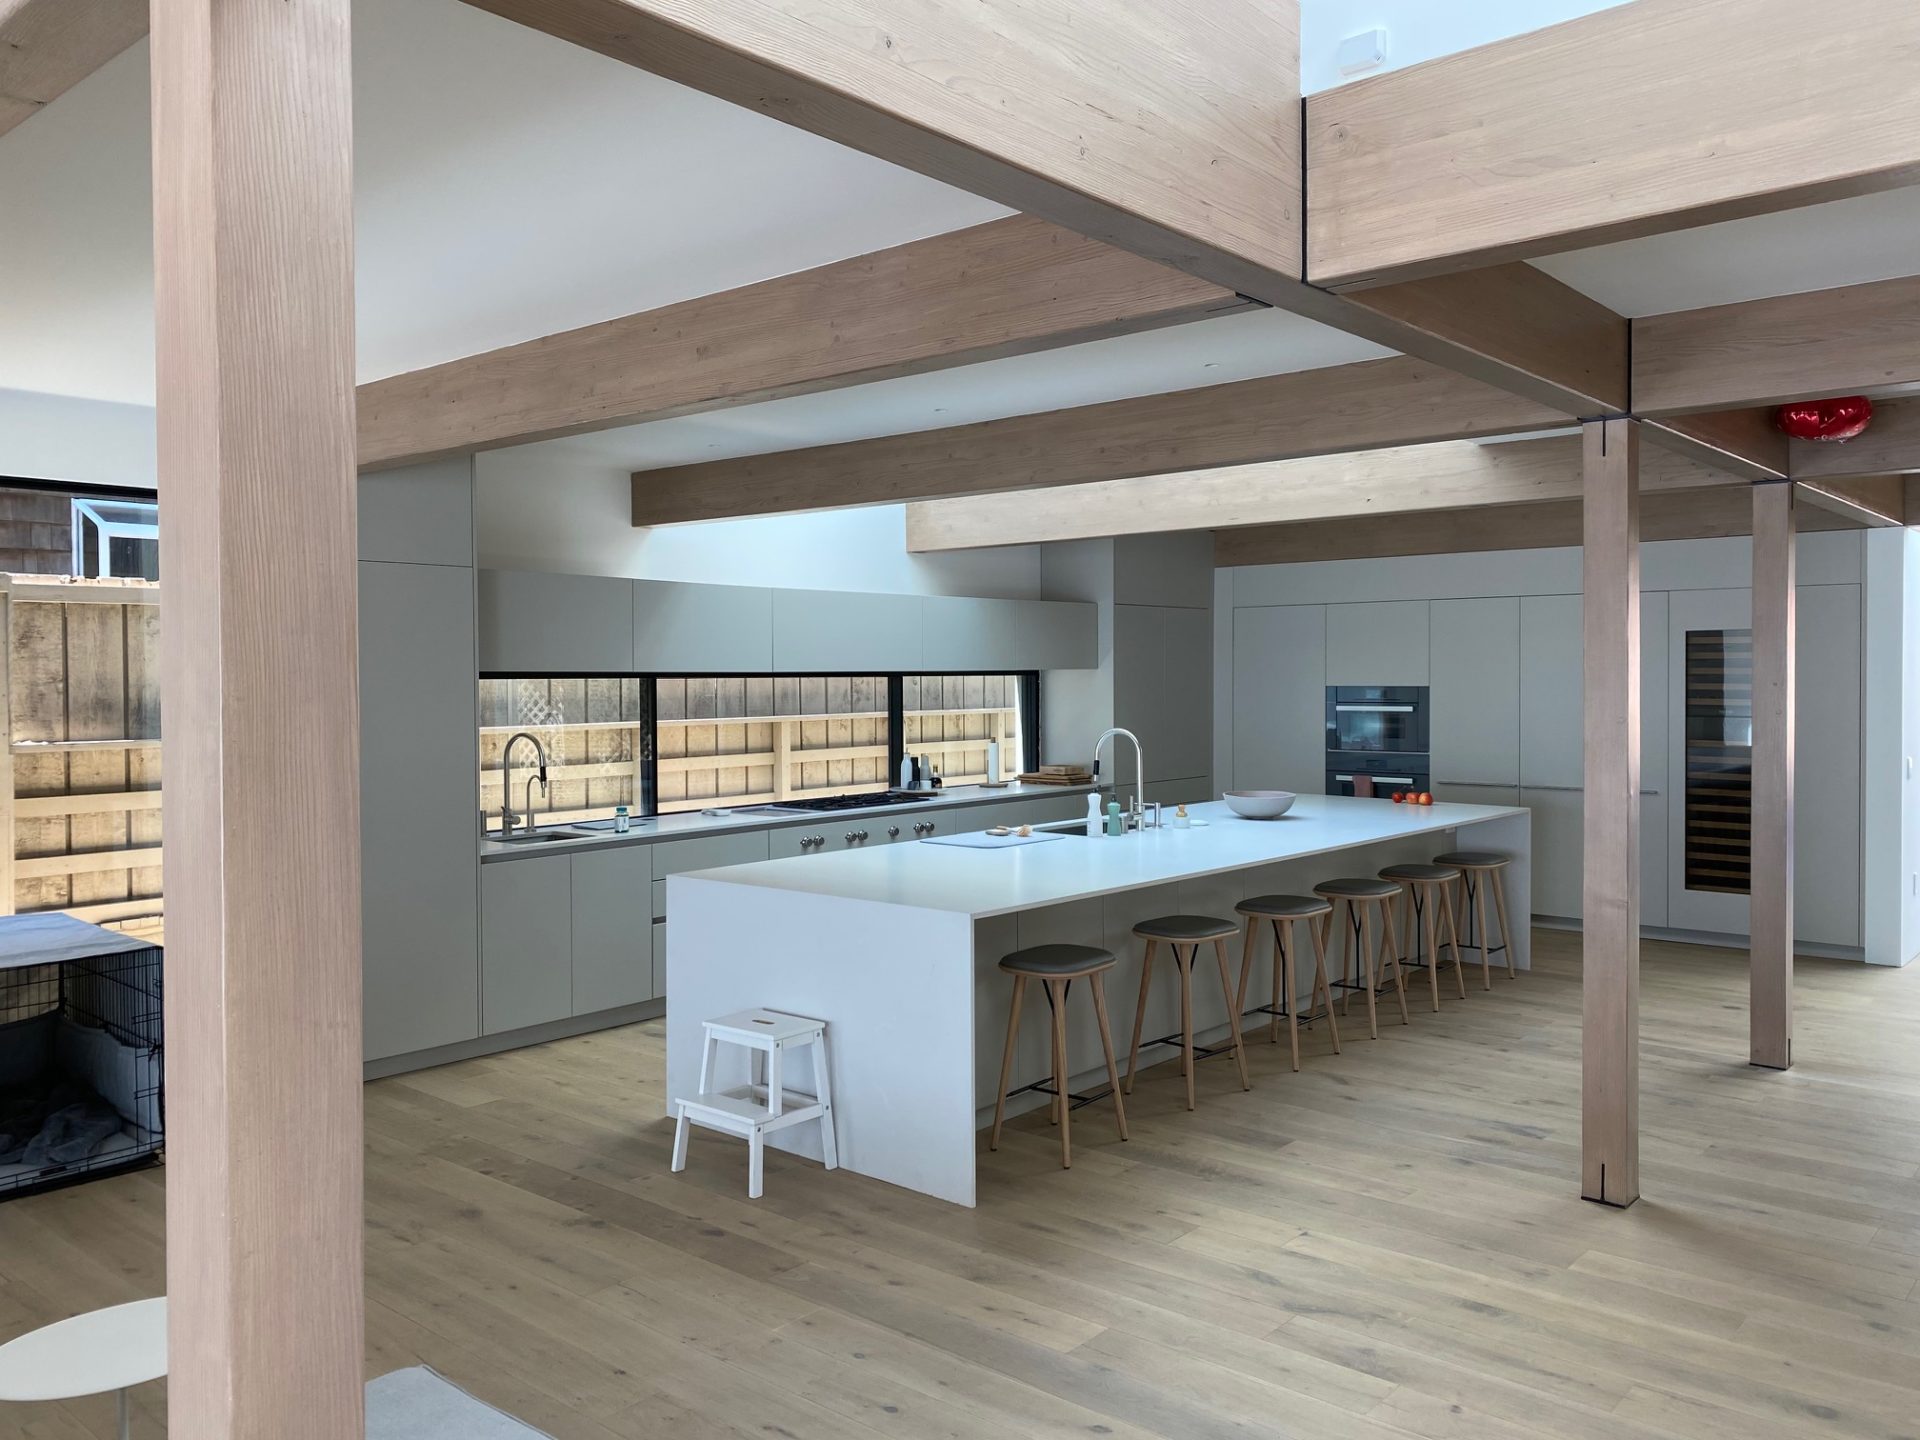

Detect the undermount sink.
xmin=494 ymin=830 xmax=580 ymax=845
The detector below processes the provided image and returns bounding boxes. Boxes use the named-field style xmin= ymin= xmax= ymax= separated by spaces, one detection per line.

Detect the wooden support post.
xmin=1750 ymin=482 xmax=1796 ymax=1070
xmin=151 ymin=0 xmax=365 ymax=1436
xmin=1581 ymin=418 xmax=1641 ymax=1208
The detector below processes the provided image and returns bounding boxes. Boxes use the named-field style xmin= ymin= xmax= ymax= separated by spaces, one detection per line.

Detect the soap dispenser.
xmin=1085 ymin=792 xmax=1104 ymax=836
xmin=1105 ymin=800 xmax=1124 ymax=837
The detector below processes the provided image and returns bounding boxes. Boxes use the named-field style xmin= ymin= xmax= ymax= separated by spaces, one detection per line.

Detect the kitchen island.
xmin=668 ymin=795 xmax=1529 ymax=1205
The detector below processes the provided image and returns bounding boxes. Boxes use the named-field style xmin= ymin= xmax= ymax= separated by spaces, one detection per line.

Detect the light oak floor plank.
xmin=2 ymin=930 xmax=1919 ymax=1438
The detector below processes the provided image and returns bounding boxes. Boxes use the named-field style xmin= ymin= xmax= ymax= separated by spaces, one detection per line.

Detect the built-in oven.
xmin=1325 ymin=752 xmax=1431 ymax=799
xmin=1325 ymin=686 xmax=1429 ymax=755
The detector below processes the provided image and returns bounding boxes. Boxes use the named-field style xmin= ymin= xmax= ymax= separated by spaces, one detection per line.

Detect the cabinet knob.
xmin=887 ymin=825 xmax=900 ymax=838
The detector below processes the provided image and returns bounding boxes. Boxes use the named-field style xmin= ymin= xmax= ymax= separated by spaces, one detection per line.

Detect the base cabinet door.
xmin=481 ymin=856 xmax=572 ymax=1034
xmin=572 ymin=846 xmax=657 ymax=1014
xmin=1521 ymin=787 xmax=1583 ymax=919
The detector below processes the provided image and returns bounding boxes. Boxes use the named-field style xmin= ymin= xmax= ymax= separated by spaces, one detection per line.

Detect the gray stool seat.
xmin=1313 ymin=877 xmax=1400 ymax=900
xmin=1433 ymin=850 xmax=1509 ymax=868
xmin=1235 ymin=894 xmax=1332 ymax=919
xmin=1378 ymin=862 xmax=1461 ymax=883
xmin=1132 ymin=914 xmax=1238 ymax=941
xmin=999 ymin=943 xmax=1116 ymax=977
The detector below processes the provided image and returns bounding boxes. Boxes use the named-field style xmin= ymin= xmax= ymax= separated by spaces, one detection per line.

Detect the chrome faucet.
xmin=1091 ymin=727 xmax=1156 ymax=830
xmin=500 ymin=731 xmax=549 ymax=838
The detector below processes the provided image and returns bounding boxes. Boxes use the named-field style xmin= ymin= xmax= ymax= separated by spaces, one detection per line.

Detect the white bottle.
xmin=899 ymin=754 xmax=915 ymax=790
xmin=1086 ymin=791 xmax=1105 ymax=837
xmin=986 ymin=738 xmax=1001 ymax=783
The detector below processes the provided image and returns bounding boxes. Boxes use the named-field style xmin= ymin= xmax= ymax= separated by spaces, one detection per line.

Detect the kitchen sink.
xmin=494 ymin=830 xmax=582 ymax=845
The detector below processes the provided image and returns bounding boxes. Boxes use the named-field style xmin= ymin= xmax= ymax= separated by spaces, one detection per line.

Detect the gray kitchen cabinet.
xmin=652 ymin=831 xmax=769 ymax=878
xmin=1796 ymin=584 xmax=1862 ymax=946
xmin=357 ymin=458 xmax=474 ymax=567
xmin=1326 ymin=600 xmax=1429 ymax=686
xmin=359 ymin=559 xmax=482 ymax=1061
xmin=481 ymin=853 xmax=573 ymax=1034
xmin=1520 ymin=785 xmax=1583 ymax=918
xmin=773 ymin=588 xmax=923 ymax=671
xmin=1640 ymin=793 xmax=1668 ymax=930
xmin=1435 ymin=783 xmax=1520 ymax=809
xmin=1519 ymin=594 xmax=1582 ymax=788
xmin=1232 ymin=605 xmax=1326 ymax=794
xmin=571 ymin=845 xmax=657 ymax=1014
xmin=477 ymin=569 xmax=634 ymax=673
xmin=1430 ymin=597 xmax=1519 ymax=787
xmin=634 ymin=579 xmax=772 ymax=673
xmin=651 ymin=919 xmax=666 ymax=1000
xmin=921 ymin=595 xmax=1097 ymax=671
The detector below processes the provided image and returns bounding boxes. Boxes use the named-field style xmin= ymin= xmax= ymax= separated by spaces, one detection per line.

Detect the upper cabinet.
xmin=478 ymin=570 xmax=634 ymax=673
xmin=1326 ymin=601 xmax=1429 ymax=685
xmin=921 ymin=595 xmax=1097 ymax=671
xmin=1519 ymin=594 xmax=1582 ymax=788
xmin=357 ymin=458 xmax=474 ymax=567
xmin=773 ymin=589 xmax=924 ymax=671
xmin=1231 ymin=604 xmax=1327 ymax=794
xmin=1430 ymin=597 xmax=1519 ymax=787
xmin=634 ymin=579 xmax=772 ymax=673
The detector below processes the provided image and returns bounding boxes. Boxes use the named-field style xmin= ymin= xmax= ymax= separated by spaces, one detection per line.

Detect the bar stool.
xmin=1232 ymin=894 xmax=1340 ymax=1072
xmin=1312 ymin=878 xmax=1410 ymax=1039
xmin=1125 ymin=915 xmax=1250 ymax=1111
xmin=1378 ymin=862 xmax=1468 ymax=1011
xmin=1432 ymin=850 xmax=1517 ymax=988
xmin=989 ymin=943 xmax=1128 ymax=1168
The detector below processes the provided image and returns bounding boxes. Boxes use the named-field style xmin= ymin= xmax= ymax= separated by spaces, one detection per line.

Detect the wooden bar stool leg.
xmin=1213 ymin=937 xmax=1251 ymax=1092
xmin=990 ymin=973 xmax=1027 ymax=1151
xmin=1338 ymin=901 xmax=1356 ymax=1017
xmin=1125 ymin=939 xmax=1156 ymax=1093
xmin=1359 ymin=901 xmax=1381 ymax=1039
xmin=1378 ymin=897 xmax=1411 ymax=1026
xmin=1089 ymin=971 xmax=1128 ymax=1141
xmin=1281 ymin=920 xmax=1301 ymax=1072
xmin=1048 ymin=977 xmax=1071 ymax=1166
xmin=1309 ymin=914 xmax=1341 ymax=1054
xmin=1440 ymin=884 xmax=1468 ymax=998
xmin=1420 ymin=888 xmax=1441 ymax=1012
xmin=1177 ymin=945 xmax=1197 ymax=1111
xmin=1234 ymin=915 xmax=1263 ymax=1039
xmin=1474 ymin=876 xmax=1494 ymax=989
xmin=1490 ymin=868 xmax=1517 ymax=978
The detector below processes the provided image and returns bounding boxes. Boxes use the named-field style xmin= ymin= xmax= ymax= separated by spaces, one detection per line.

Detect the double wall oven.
xmin=1325 ymin=685 xmax=1431 ymax=797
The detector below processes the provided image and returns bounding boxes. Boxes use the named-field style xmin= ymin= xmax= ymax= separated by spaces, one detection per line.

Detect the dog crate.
xmin=0 ymin=925 xmax=163 ymax=1199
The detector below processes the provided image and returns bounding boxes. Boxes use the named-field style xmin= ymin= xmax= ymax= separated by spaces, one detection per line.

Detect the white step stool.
xmin=671 ymin=1008 xmax=837 ymax=1199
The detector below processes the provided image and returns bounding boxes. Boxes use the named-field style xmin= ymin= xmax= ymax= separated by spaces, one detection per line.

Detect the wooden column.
xmin=1750 ymin=482 xmax=1796 ymax=1069
xmin=151 ymin=1 xmax=365 ymax=1436
xmin=1581 ymin=418 xmax=1641 ymax=1207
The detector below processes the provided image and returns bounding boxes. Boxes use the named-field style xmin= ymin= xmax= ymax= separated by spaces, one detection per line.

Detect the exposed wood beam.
xmin=1646 ymin=409 xmax=1787 ymax=481
xmin=1634 ymin=274 xmax=1920 ymax=416
xmin=153 ymin=0 xmax=365 ymax=1433
xmin=1750 ymin=482 xmax=1795 ymax=1071
xmin=1210 ymin=485 xmax=1855 ymax=566
xmin=906 ymin=434 xmax=1740 ymax=552
xmin=472 ymin=0 xmax=1624 ymax=417
xmin=357 ymin=216 xmax=1249 ymax=469
xmin=1789 ymin=398 xmax=1920 ymax=480
xmin=0 ymin=0 xmax=145 ymax=139
xmin=1306 ymin=0 xmax=1920 ymax=288
xmin=1581 ymin=417 xmax=1641 ymax=1209
xmin=1797 ymin=475 xmax=1908 ymax=527
xmin=634 ymin=357 xmax=1565 ymax=525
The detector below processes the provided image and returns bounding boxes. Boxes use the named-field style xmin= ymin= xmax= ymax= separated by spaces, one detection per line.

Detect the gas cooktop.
xmin=752 ymin=790 xmax=937 ymax=814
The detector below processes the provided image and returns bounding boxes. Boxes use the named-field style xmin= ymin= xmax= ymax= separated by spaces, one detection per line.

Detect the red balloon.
xmin=1775 ymin=395 xmax=1873 ymax=442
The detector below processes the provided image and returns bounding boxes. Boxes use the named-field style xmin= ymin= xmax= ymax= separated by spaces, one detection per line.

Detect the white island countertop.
xmin=680 ymin=795 xmax=1526 ymax=919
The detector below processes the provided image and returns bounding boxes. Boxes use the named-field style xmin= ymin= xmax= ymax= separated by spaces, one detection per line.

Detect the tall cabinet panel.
xmin=1326 ymin=601 xmax=1429 ymax=686
xmin=359 ymin=560 xmax=482 ymax=1060
xmin=1796 ymin=585 xmax=1862 ymax=946
xmin=1431 ymin=597 xmax=1519 ymax=790
xmin=1519 ymin=594 xmax=1582 ymax=788
xmin=1232 ymin=605 xmax=1326 ymax=793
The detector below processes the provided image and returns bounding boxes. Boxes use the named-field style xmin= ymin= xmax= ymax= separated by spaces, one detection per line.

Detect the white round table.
xmin=0 ymin=1296 xmax=166 ymax=1439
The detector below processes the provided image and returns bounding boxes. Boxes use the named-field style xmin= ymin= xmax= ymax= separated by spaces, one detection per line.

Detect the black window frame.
xmin=479 ymin=669 xmax=1042 ymax=819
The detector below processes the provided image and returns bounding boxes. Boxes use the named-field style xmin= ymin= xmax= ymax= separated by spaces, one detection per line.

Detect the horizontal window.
xmin=657 ymin=675 xmax=888 ymax=815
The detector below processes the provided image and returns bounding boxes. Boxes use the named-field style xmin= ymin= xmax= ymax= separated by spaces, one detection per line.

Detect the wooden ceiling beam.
xmin=633 ymin=356 xmax=1565 ymax=525
xmin=1788 ymin=398 xmax=1920 ymax=480
xmin=1633 ymin=274 xmax=1920 ymax=416
xmin=1212 ymin=484 xmax=1857 ymax=568
xmin=904 ymin=435 xmax=1740 ymax=552
xmin=0 ymin=0 xmax=145 ymax=139
xmin=1796 ymin=476 xmax=1907 ymax=527
xmin=1306 ymin=0 xmax=1920 ymax=288
xmin=355 ymin=215 xmax=1248 ymax=469
xmin=1645 ymin=409 xmax=1788 ymax=481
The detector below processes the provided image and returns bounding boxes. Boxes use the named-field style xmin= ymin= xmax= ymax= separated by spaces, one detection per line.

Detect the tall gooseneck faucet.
xmin=1091 ymin=727 xmax=1155 ymax=830
xmin=500 ymin=731 xmax=549 ymax=838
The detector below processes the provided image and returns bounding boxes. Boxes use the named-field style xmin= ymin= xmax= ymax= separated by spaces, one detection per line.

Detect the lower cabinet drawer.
xmin=650 ymin=831 xmax=769 ymax=877
xmin=572 ymin=846 xmax=654 ymax=1015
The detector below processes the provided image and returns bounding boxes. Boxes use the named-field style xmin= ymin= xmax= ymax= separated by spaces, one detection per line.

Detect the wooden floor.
xmin=5 ymin=929 xmax=1920 ymax=1439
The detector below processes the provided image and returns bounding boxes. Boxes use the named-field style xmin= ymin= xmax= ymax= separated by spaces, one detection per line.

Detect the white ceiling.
xmin=4 ymin=0 xmax=1919 ymax=476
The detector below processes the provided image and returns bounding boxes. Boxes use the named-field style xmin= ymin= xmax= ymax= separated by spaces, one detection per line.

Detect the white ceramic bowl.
xmin=1223 ymin=790 xmax=1297 ymax=820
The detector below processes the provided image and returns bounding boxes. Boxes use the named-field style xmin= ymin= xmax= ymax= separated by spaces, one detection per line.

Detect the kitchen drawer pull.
xmin=1335 ymin=703 xmax=1415 ymax=713
xmin=1336 ymin=773 xmax=1415 ymax=786
xmin=1516 ymin=784 xmax=1662 ymax=796
xmin=1435 ymin=779 xmax=1515 ymax=788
